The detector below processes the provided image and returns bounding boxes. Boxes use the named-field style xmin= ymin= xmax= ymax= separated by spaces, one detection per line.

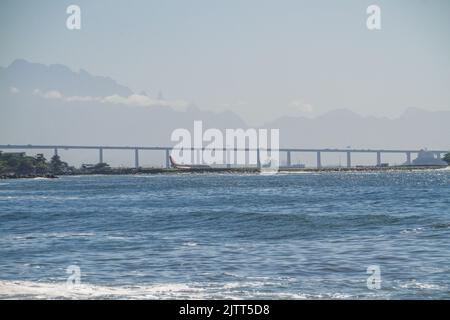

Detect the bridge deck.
xmin=0 ymin=144 xmax=447 ymax=153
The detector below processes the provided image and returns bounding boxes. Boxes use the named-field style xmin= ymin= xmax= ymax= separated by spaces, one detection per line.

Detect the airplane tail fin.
xmin=169 ymin=156 xmax=177 ymax=167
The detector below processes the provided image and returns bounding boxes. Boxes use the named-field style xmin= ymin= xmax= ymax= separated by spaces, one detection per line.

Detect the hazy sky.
xmin=1 ymin=0 xmax=449 ymax=125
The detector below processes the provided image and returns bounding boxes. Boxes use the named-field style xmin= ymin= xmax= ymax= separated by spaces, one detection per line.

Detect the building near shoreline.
xmin=411 ymin=150 xmax=447 ymax=166
xmin=0 ymin=152 xmax=25 ymax=157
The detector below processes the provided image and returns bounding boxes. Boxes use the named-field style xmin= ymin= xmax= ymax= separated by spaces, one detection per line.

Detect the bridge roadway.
xmin=0 ymin=144 xmax=447 ymax=169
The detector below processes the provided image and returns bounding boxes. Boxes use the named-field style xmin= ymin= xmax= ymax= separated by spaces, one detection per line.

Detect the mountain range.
xmin=1 ymin=59 xmax=449 ymax=164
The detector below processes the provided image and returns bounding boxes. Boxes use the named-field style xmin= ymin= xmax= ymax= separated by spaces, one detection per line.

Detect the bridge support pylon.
xmin=316 ymin=151 xmax=322 ymax=169
xmin=165 ymin=149 xmax=170 ymax=168
xmin=134 ymin=148 xmax=139 ymax=169
xmin=346 ymin=151 xmax=351 ymax=168
xmin=406 ymin=152 xmax=411 ymax=165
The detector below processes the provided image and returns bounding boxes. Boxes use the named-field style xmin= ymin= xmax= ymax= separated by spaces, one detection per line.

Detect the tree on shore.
xmin=0 ymin=152 xmax=43 ymax=175
xmin=16 ymin=157 xmax=35 ymax=174
xmin=0 ymin=152 xmax=76 ymax=176
xmin=34 ymin=154 xmax=49 ymax=174
xmin=0 ymin=159 xmax=7 ymax=174
xmin=443 ymin=152 xmax=450 ymax=165
xmin=49 ymin=155 xmax=69 ymax=174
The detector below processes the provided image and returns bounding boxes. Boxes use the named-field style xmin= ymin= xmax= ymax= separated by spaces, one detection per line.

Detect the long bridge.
xmin=0 ymin=144 xmax=447 ymax=169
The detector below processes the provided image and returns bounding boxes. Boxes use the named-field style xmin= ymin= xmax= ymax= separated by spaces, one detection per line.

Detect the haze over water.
xmin=0 ymin=171 xmax=449 ymax=299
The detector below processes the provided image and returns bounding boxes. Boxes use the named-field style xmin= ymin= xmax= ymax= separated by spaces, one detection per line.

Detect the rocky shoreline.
xmin=0 ymin=173 xmax=58 ymax=179
xmin=1 ymin=165 xmax=448 ymax=179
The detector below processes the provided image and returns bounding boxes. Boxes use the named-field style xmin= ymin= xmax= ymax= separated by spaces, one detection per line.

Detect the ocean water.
xmin=0 ymin=170 xmax=449 ymax=299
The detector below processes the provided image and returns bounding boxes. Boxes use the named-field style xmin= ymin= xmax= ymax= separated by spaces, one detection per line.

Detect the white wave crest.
xmin=0 ymin=280 xmax=358 ymax=300
xmin=0 ymin=280 xmax=203 ymax=300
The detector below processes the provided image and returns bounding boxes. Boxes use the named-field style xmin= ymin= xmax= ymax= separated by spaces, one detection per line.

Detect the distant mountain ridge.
xmin=1 ymin=59 xmax=449 ymax=153
xmin=263 ymin=107 xmax=450 ymax=149
xmin=0 ymin=59 xmax=132 ymax=97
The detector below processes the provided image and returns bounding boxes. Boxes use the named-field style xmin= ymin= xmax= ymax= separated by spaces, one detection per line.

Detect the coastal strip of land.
xmin=1 ymin=150 xmax=449 ymax=179
xmin=1 ymin=165 xmax=448 ymax=179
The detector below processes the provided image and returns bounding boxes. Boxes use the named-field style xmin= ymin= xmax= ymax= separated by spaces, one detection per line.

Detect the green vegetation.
xmin=443 ymin=152 xmax=450 ymax=165
xmin=0 ymin=151 xmax=116 ymax=178
xmin=49 ymin=154 xmax=71 ymax=174
xmin=0 ymin=152 xmax=75 ymax=177
xmin=0 ymin=152 xmax=47 ymax=175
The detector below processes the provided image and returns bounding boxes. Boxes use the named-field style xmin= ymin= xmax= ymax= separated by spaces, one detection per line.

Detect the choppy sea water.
xmin=0 ymin=170 xmax=449 ymax=299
